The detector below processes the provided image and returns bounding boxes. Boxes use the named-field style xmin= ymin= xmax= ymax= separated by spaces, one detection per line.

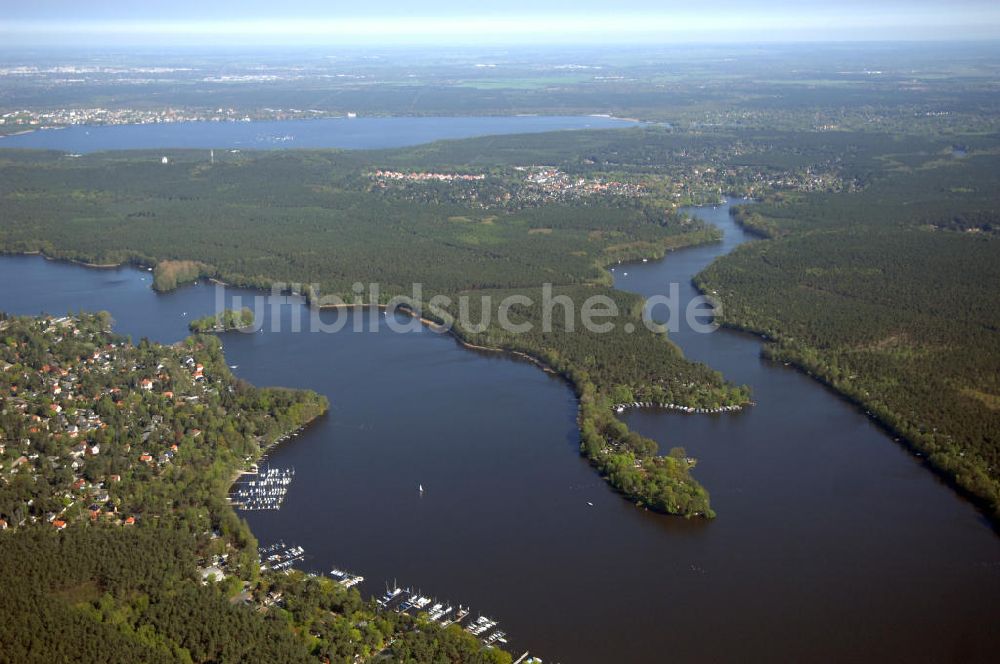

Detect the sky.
xmin=3 ymin=1 xmax=999 ymax=47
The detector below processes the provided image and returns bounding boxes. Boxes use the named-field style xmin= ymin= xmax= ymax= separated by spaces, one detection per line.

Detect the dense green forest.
xmin=0 ymin=526 xmax=513 ymax=664
xmin=189 ymin=307 xmax=256 ymax=333
xmin=698 ymin=149 xmax=1000 ymax=519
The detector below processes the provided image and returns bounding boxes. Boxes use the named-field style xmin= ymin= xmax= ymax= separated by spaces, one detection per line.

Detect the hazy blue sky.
xmin=3 ymin=0 xmax=999 ymax=46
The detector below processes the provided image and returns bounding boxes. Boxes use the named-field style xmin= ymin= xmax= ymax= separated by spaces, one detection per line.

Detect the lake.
xmin=0 ymin=115 xmax=635 ymax=152
xmin=0 ymin=201 xmax=997 ymax=662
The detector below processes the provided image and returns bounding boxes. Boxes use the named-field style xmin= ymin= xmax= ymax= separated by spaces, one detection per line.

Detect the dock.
xmin=231 ymin=466 xmax=295 ymax=510
xmin=378 ymin=584 xmax=509 ymax=648
xmin=329 ymin=566 xmax=365 ymax=588
xmin=260 ymin=542 xmax=306 ymax=571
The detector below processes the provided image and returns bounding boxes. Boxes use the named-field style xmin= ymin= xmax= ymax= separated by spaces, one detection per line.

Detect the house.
xmin=52 ymin=519 xmax=67 ymax=530
xmin=0 ymin=519 xmax=7 ymax=530
xmin=199 ymin=566 xmax=225 ymax=584
xmin=124 ymin=516 xmax=135 ymax=526
xmin=140 ymin=378 xmax=154 ymax=391
xmin=139 ymin=453 xmax=153 ymax=463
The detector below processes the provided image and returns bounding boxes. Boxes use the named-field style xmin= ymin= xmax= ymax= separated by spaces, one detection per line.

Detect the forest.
xmin=698 ymin=149 xmax=1000 ymax=520
xmin=189 ymin=307 xmax=256 ymax=333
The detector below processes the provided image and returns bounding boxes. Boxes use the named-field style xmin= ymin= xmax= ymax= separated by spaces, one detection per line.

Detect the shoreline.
xmin=315 ymin=302 xmax=560 ymax=373
xmin=4 ymin=250 xmax=570 ymax=377
xmin=709 ymin=313 xmax=1000 ymax=530
xmin=0 ymin=113 xmax=641 ymax=151
xmin=7 ymin=250 xmax=142 ymax=272
xmin=0 ymin=129 xmax=38 ymax=138
xmin=226 ymin=406 xmax=328 ymax=496
xmin=316 ymin=302 xmax=447 ymax=331
xmin=685 ymin=204 xmax=1000 ymax=529
xmin=3 ymin=235 xmax=744 ymax=519
xmin=46 ymin=255 xmax=123 ymax=269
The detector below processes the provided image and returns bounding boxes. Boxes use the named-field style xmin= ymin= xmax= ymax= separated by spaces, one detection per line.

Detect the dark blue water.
xmin=0 ymin=115 xmax=634 ymax=152
xmin=0 ymin=201 xmax=997 ymax=663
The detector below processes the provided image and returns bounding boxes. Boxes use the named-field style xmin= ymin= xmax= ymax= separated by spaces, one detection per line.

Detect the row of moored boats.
xmin=614 ymin=401 xmax=749 ymax=415
xmin=377 ymin=585 xmax=507 ymax=647
xmin=232 ymin=466 xmax=295 ymax=510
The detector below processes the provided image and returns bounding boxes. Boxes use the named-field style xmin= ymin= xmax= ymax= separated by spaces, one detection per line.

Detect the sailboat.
xmin=419 ymin=484 xmax=424 ymax=495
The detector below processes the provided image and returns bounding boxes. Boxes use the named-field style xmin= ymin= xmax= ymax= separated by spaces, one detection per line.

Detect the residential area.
xmin=0 ymin=313 xmax=224 ymax=532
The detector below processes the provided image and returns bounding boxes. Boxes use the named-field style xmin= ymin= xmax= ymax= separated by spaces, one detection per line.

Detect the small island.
xmin=189 ymin=307 xmax=255 ymax=333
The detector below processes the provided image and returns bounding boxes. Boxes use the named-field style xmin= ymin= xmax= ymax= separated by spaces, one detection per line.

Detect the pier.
xmin=329 ymin=567 xmax=365 ymax=588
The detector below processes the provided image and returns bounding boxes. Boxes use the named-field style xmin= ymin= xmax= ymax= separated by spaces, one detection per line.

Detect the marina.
xmin=255 ymin=544 xmax=511 ymax=651
xmin=260 ymin=541 xmax=306 ymax=571
xmin=376 ymin=584 xmax=510 ymax=649
xmin=231 ymin=466 xmax=295 ymax=510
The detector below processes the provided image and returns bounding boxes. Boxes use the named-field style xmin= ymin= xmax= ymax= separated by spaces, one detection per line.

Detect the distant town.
xmin=0 ymin=106 xmax=349 ymax=133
